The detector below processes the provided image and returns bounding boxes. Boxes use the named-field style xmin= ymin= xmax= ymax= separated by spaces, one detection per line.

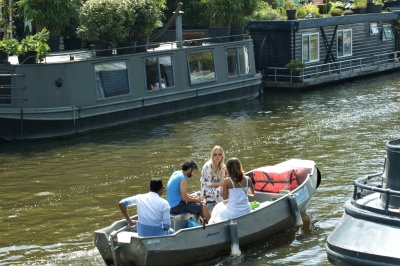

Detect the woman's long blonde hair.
xmin=210 ymin=145 xmax=225 ymax=179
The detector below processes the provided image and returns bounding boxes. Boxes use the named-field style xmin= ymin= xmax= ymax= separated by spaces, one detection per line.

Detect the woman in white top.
xmin=209 ymin=157 xmax=255 ymax=223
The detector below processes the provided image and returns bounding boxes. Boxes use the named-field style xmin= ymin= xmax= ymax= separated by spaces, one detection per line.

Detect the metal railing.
xmin=353 ymin=172 xmax=400 ymax=212
xmin=266 ymin=51 xmax=400 ymax=85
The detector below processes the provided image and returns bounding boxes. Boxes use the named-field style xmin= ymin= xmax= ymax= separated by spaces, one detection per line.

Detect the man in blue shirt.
xmin=166 ymin=160 xmax=211 ymax=225
xmin=119 ymin=178 xmax=173 ymax=237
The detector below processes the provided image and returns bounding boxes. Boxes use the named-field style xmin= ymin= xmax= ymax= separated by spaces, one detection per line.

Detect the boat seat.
xmin=170 ymin=213 xmax=199 ymax=231
xmin=117 ymin=231 xmax=138 ymax=243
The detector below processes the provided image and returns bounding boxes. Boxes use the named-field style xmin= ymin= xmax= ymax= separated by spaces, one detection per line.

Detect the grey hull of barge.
xmin=0 ymin=37 xmax=261 ymax=141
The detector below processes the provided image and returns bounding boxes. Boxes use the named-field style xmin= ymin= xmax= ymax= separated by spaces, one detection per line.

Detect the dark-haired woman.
xmin=209 ymin=157 xmax=255 ymax=223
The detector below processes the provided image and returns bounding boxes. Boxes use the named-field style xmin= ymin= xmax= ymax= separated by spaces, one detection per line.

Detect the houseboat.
xmin=0 ymin=21 xmax=262 ymax=141
xmin=246 ymin=12 xmax=400 ymax=89
xmin=326 ymin=139 xmax=400 ymax=265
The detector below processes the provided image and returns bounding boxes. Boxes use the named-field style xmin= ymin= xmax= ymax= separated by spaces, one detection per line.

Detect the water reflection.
xmin=0 ymin=72 xmax=400 ymax=265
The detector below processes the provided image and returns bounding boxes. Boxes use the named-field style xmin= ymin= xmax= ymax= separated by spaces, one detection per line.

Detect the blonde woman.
xmin=200 ymin=146 xmax=227 ymax=203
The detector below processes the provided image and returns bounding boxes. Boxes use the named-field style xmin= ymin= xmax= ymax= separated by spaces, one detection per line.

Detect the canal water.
xmin=1 ymin=72 xmax=400 ymax=266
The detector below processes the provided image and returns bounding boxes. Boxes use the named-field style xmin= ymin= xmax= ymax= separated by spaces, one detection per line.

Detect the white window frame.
xmin=370 ymin=23 xmax=379 ymax=35
xmin=337 ymin=29 xmax=352 ymax=58
xmin=302 ymin=33 xmax=319 ymax=63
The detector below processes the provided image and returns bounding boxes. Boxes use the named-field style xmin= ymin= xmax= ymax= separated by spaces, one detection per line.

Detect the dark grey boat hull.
xmin=0 ymin=82 xmax=259 ymax=140
xmin=326 ymin=196 xmax=400 ymax=266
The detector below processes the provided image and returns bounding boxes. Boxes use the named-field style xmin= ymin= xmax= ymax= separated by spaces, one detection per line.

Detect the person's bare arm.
xmin=247 ymin=176 xmax=255 ymax=196
xmin=118 ymin=202 xmax=137 ymax=226
xmin=222 ymin=178 xmax=229 ymax=201
xmin=180 ymin=178 xmax=202 ymax=203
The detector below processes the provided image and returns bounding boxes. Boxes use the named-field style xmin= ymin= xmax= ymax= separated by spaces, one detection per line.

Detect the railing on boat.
xmin=11 ymin=34 xmax=250 ymax=65
xmin=352 ymin=172 xmax=400 ymax=213
xmin=265 ymin=51 xmax=400 ymax=86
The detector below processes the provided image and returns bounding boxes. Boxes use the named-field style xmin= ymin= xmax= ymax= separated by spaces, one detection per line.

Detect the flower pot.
xmin=208 ymin=27 xmax=231 ymax=43
xmin=47 ymin=36 xmax=60 ymax=52
xmin=373 ymin=4 xmax=382 ymax=13
xmin=352 ymin=8 xmax=365 ymax=14
xmin=63 ymin=38 xmax=81 ymax=50
xmin=366 ymin=2 xmax=375 ymax=13
xmin=18 ymin=51 xmax=37 ymax=64
xmin=230 ymin=26 xmax=245 ymax=41
xmin=134 ymin=36 xmax=149 ymax=53
xmin=286 ymin=9 xmax=297 ymax=20
xmin=0 ymin=51 xmax=9 ymax=64
xmin=94 ymin=43 xmax=113 ymax=57
xmin=116 ymin=41 xmax=137 ymax=55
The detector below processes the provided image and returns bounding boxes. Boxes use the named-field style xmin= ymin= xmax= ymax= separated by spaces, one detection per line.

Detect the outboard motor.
xmin=381 ymin=139 xmax=400 ymax=208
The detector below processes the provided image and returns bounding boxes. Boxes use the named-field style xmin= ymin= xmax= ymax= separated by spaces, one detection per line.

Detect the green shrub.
xmin=297 ymin=3 xmax=320 ymax=18
xmin=329 ymin=7 xmax=344 ymax=16
xmin=251 ymin=2 xmax=283 ymax=20
xmin=78 ymin=0 xmax=130 ymax=44
xmin=285 ymin=60 xmax=306 ymax=69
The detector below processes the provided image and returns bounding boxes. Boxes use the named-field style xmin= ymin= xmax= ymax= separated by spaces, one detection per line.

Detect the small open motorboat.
xmin=94 ymin=159 xmax=321 ymax=266
xmin=326 ymin=139 xmax=400 ymax=265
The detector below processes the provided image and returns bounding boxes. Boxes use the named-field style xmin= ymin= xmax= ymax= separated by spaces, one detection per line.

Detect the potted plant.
xmin=283 ymin=0 xmax=298 ymax=20
xmin=373 ymin=0 xmax=383 ymax=12
xmin=329 ymin=6 xmax=344 ymax=16
xmin=132 ymin=0 xmax=165 ymax=52
xmin=285 ymin=60 xmax=306 ymax=83
xmin=351 ymin=0 xmax=367 ymax=13
xmin=78 ymin=0 xmax=131 ymax=56
xmin=296 ymin=3 xmax=320 ymax=19
xmin=0 ymin=38 xmax=19 ymax=63
xmin=17 ymin=0 xmax=81 ymax=52
xmin=16 ymin=28 xmax=50 ymax=64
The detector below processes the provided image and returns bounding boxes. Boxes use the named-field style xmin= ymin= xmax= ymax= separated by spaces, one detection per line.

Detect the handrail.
xmin=353 ymin=172 xmax=400 ymax=211
xmin=266 ymin=51 xmax=400 ymax=84
xmin=3 ymin=33 xmax=250 ymax=65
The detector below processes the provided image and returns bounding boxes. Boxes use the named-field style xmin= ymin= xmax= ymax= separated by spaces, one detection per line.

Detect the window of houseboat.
xmin=337 ymin=29 xmax=352 ymax=57
xmin=370 ymin=23 xmax=379 ymax=35
xmin=226 ymin=46 xmax=251 ymax=76
xmin=145 ymin=55 xmax=174 ymax=91
xmin=187 ymin=51 xmax=216 ymax=85
xmin=95 ymin=62 xmax=129 ymax=99
xmin=382 ymin=24 xmax=394 ymax=41
xmin=302 ymin=33 xmax=319 ymax=63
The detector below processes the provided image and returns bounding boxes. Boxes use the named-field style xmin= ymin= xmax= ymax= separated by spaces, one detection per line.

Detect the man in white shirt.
xmin=119 ymin=178 xmax=173 ymax=237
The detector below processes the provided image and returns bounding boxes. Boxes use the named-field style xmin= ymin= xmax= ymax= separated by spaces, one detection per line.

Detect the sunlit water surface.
xmin=1 ymin=72 xmax=400 ymax=265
